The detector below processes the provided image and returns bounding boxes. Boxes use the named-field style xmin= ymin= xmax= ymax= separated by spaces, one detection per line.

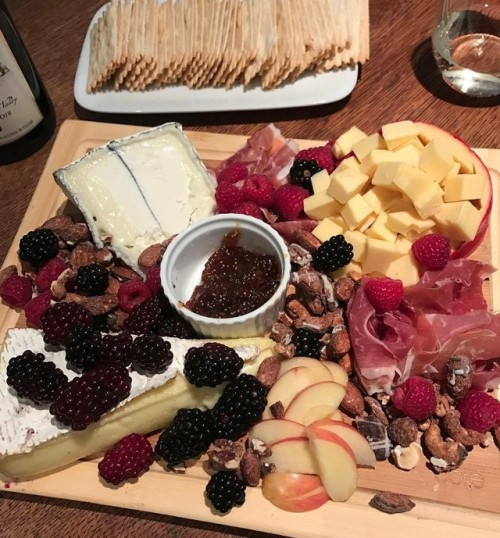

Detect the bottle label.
xmin=0 ymin=30 xmax=43 ymax=146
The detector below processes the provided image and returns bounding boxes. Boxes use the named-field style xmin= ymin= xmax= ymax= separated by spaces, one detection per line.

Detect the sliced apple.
xmin=263 ymin=436 xmax=318 ymax=474
xmin=261 ymin=473 xmax=329 ymax=513
xmin=322 ymin=361 xmax=349 ymax=387
xmin=308 ymin=419 xmax=376 ymax=468
xmin=248 ymin=418 xmax=306 ymax=446
xmin=278 ymin=357 xmax=333 ymax=381
xmin=306 ymin=426 xmax=358 ymax=502
xmin=262 ymin=367 xmax=318 ymax=419
xmin=329 ymin=409 xmax=344 ymax=422
xmin=284 ymin=381 xmax=346 ymax=425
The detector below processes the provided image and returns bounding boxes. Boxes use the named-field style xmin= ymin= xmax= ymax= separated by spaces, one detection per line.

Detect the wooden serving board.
xmin=1 ymin=120 xmax=500 ymax=538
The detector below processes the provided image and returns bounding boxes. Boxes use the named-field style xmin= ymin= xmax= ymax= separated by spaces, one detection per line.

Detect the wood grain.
xmin=0 ymin=0 xmax=499 ymax=536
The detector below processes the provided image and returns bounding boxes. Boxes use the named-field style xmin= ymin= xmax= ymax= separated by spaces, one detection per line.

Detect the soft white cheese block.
xmin=54 ymin=123 xmax=216 ymax=275
xmin=0 ymin=328 xmax=260 ymax=457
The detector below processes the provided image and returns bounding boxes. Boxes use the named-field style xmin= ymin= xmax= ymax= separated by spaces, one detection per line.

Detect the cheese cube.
xmin=330 ymin=260 xmax=362 ymax=280
xmin=328 ymin=215 xmax=348 ymax=230
xmin=371 ymin=162 xmax=405 ymax=191
xmin=363 ymin=186 xmax=401 ymax=214
xmin=387 ymin=196 xmax=414 ymax=212
xmin=358 ymin=214 xmax=377 ymax=233
xmin=386 ymin=210 xmax=435 ymax=236
xmin=352 ymin=133 xmax=387 ymax=161
xmin=393 ymin=165 xmax=435 ymax=199
xmin=420 ymin=138 xmax=456 ymax=182
xmin=312 ymin=218 xmax=344 ymax=243
xmin=365 ymin=212 xmax=397 ymax=243
xmin=304 ymin=192 xmax=342 ymax=220
xmin=392 ymin=136 xmax=425 ymax=151
xmin=333 ymin=126 xmax=367 ymax=158
xmin=392 ymin=144 xmax=421 ymax=168
xmin=362 ymin=238 xmax=404 ymax=275
xmin=381 ymin=121 xmax=420 ymax=150
xmin=446 ymin=162 xmax=461 ymax=178
xmin=442 ymin=173 xmax=487 ymax=202
xmin=344 ymin=230 xmax=367 ymax=262
xmin=413 ymin=182 xmax=444 ymax=219
xmin=434 ymin=201 xmax=482 ymax=241
xmin=341 ymin=194 xmax=374 ymax=230
xmin=395 ymin=234 xmax=413 ymax=254
xmin=385 ymin=254 xmax=421 ymax=287
xmin=334 ymin=155 xmax=359 ymax=172
xmin=359 ymin=150 xmax=399 ymax=177
xmin=328 ymin=169 xmax=370 ymax=204
xmin=418 ymin=128 xmax=475 ymax=173
xmin=311 ymin=169 xmax=331 ymax=193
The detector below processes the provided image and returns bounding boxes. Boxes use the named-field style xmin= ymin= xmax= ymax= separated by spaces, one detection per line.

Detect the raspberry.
xmin=184 ymin=343 xmax=243 ymax=387
xmin=392 ymin=376 xmax=437 ymax=421
xmin=364 ymin=277 xmax=404 ymax=313
xmin=456 ymin=390 xmax=500 ymax=433
xmin=215 ymin=182 xmax=245 ymax=213
xmin=76 ymin=263 xmax=109 ymax=296
xmin=0 ymin=275 xmax=32 ymax=308
xmin=313 ymin=235 xmax=353 ymax=273
xmin=205 ymin=471 xmax=246 ymax=513
xmin=19 ymin=228 xmax=59 ymax=268
xmin=24 ymin=291 xmax=52 ymax=328
xmin=232 ymin=201 xmax=263 ymax=220
xmin=124 ymin=296 xmax=162 ymax=334
xmin=35 ymin=257 xmax=67 ymax=292
xmin=295 ymin=144 xmax=335 ymax=173
xmin=100 ymin=331 xmax=134 ymax=366
xmin=98 ymin=434 xmax=154 ymax=485
xmin=412 ymin=233 xmax=451 ymax=270
xmin=145 ymin=265 xmax=162 ymax=294
xmin=118 ymin=280 xmax=152 ymax=313
xmin=289 ymin=159 xmax=323 ymax=194
xmin=132 ymin=333 xmax=173 ymax=374
xmin=242 ymin=175 xmax=275 ymax=208
xmin=50 ymin=362 xmax=131 ymax=430
xmin=40 ymin=301 xmax=93 ymax=345
xmin=274 ymin=184 xmax=309 ymax=221
xmin=217 ymin=161 xmax=248 ymax=184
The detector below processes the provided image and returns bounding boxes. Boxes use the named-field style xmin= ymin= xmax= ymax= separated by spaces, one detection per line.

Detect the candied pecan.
xmin=106 ymin=276 xmax=121 ymax=296
xmin=338 ymin=353 xmax=353 ymax=376
xmin=340 ymin=382 xmax=365 ymax=417
xmin=240 ymin=449 xmax=261 ymax=486
xmin=249 ymin=438 xmax=271 ymax=458
xmin=295 ymin=311 xmax=342 ymax=333
xmin=334 ymin=277 xmax=356 ymax=302
xmin=326 ymin=325 xmax=350 ymax=358
xmin=107 ymin=310 xmax=128 ymax=331
xmin=58 ymin=222 xmax=91 ymax=244
xmin=320 ymin=274 xmax=338 ymax=310
xmin=274 ymin=342 xmax=295 ymax=359
xmin=138 ymin=243 xmax=163 ymax=268
xmin=58 ymin=248 xmax=71 ymax=262
xmin=269 ymin=401 xmax=285 ymax=419
xmin=288 ymin=243 xmax=312 ymax=266
xmin=41 ymin=214 xmax=74 ymax=234
xmin=292 ymin=267 xmax=323 ymax=298
xmin=435 ymin=390 xmax=453 ymax=418
xmin=442 ymin=409 xmax=489 ymax=446
xmin=286 ymin=282 xmax=297 ymax=299
xmin=64 ymin=293 xmax=119 ymax=316
xmin=387 ymin=417 xmax=418 ymax=447
xmin=364 ymin=397 xmax=389 ymax=426
xmin=285 ymin=298 xmax=310 ymax=319
xmin=446 ymin=356 xmax=472 ymax=400
xmin=424 ymin=422 xmax=468 ymax=473
xmin=95 ymin=248 xmax=114 ymax=266
xmin=304 ymin=295 xmax=325 ymax=316
xmin=207 ymin=439 xmax=245 ymax=471
xmin=257 ymin=356 xmax=281 ymax=390
xmin=271 ymin=322 xmax=294 ymax=345
xmin=69 ymin=242 xmax=96 ymax=269
xmin=0 ymin=265 xmax=17 ymax=288
xmin=369 ymin=492 xmax=416 ymax=514
xmin=110 ymin=265 xmax=143 ymax=281
xmin=293 ymin=229 xmax=321 ymax=252
xmin=50 ymin=268 xmax=75 ymax=300
xmin=161 ymin=235 xmax=176 ymax=250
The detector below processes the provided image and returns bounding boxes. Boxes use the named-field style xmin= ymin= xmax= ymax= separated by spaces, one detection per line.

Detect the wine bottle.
xmin=0 ymin=0 xmax=55 ymax=164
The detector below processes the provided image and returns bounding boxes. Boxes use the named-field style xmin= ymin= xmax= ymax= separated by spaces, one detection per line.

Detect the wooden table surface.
xmin=0 ymin=0 xmax=499 ymax=536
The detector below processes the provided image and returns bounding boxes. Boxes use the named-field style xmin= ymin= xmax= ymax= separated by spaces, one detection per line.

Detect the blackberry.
xmin=313 ymin=234 xmax=353 ymax=273
xmin=99 ymin=331 xmax=134 ymax=367
xmin=93 ymin=314 xmax=110 ymax=333
xmin=205 ymin=471 xmax=246 ymax=513
xmin=155 ymin=408 xmax=214 ymax=466
xmin=132 ymin=333 xmax=173 ymax=374
xmin=65 ymin=325 xmax=103 ymax=371
xmin=184 ymin=343 xmax=243 ymax=387
xmin=154 ymin=312 xmax=197 ymax=339
xmin=19 ymin=228 xmax=59 ymax=268
xmin=50 ymin=362 xmax=131 ymax=430
xmin=6 ymin=350 xmax=68 ymax=404
xmin=291 ymin=328 xmax=322 ymax=359
xmin=211 ymin=374 xmax=267 ymax=441
xmin=289 ymin=159 xmax=323 ymax=194
xmin=124 ymin=296 xmax=162 ymax=334
xmin=76 ymin=263 xmax=109 ymax=296
xmin=40 ymin=301 xmax=94 ymax=346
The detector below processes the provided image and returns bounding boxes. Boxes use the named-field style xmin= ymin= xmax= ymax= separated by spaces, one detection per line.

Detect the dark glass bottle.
xmin=0 ymin=0 xmax=55 ymax=164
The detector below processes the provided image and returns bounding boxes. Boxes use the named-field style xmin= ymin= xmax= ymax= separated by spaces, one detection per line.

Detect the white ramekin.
xmin=160 ymin=214 xmax=291 ymax=338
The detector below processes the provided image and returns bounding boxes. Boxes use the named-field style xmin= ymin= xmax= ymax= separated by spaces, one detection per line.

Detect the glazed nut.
xmin=256 ymin=356 xmax=281 ymax=390
xmin=138 ymin=243 xmax=163 ymax=268
xmin=64 ymin=293 xmax=119 ymax=316
xmin=446 ymin=356 xmax=472 ymax=400
xmin=274 ymin=342 xmax=295 ymax=360
xmin=424 ymin=422 xmax=468 ymax=473
xmin=240 ymin=449 xmax=261 ymax=486
xmin=387 ymin=417 xmax=418 ymax=447
xmin=41 ymin=214 xmax=74 ymax=233
xmin=369 ymin=492 xmax=416 ymax=514
xmin=161 ymin=235 xmax=176 ymax=250
xmin=207 ymin=439 xmax=245 ymax=471
xmin=50 ymin=268 xmax=74 ymax=300
xmin=270 ymin=322 xmax=294 ymax=345
xmin=364 ymin=397 xmax=389 ymax=426
xmin=391 ymin=442 xmax=422 ymax=471
xmin=434 ymin=385 xmax=453 ymax=417
xmin=0 ymin=265 xmax=18 ymax=288
xmin=326 ymin=326 xmax=350 ymax=357
xmin=57 ymin=222 xmax=91 ymax=244
xmin=292 ymin=267 xmax=323 ymax=298
xmin=304 ymin=295 xmax=325 ymax=316
xmin=333 ymin=277 xmax=356 ymax=302
xmin=110 ymin=265 xmax=143 ymax=281
xmin=69 ymin=242 xmax=96 ymax=269
xmin=249 ymin=438 xmax=272 ymax=458
xmin=277 ymin=311 xmax=293 ymax=327
xmin=107 ymin=310 xmax=128 ymax=331
xmin=285 ymin=298 xmax=310 ymax=319
xmin=340 ymin=382 xmax=365 ymax=417
xmin=95 ymin=248 xmax=114 ymax=266
xmin=105 ymin=276 xmax=121 ymax=296
xmin=288 ymin=243 xmax=313 ymax=266
xmin=295 ymin=311 xmax=342 ymax=333
xmin=442 ymin=409 xmax=489 ymax=446
xmin=293 ymin=229 xmax=322 ymax=252
xmin=269 ymin=401 xmax=285 ymax=419
xmin=338 ymin=353 xmax=353 ymax=376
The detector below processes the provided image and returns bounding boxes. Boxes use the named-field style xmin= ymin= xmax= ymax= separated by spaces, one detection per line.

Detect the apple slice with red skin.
xmin=261 ymin=473 xmax=329 ymax=513
xmin=248 ymin=418 xmax=306 ymax=446
xmin=308 ymin=419 xmax=376 ymax=468
xmin=414 ymin=122 xmax=492 ymax=259
xmin=321 ymin=361 xmax=348 ymax=387
xmin=284 ymin=381 xmax=346 ymax=425
xmin=262 ymin=436 xmax=318 ymax=474
xmin=278 ymin=357 xmax=333 ymax=382
xmin=329 ymin=409 xmax=344 ymax=422
xmin=306 ymin=426 xmax=358 ymax=502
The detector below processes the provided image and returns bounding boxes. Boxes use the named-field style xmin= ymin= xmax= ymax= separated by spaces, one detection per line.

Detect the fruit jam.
xmin=186 ymin=230 xmax=281 ymax=318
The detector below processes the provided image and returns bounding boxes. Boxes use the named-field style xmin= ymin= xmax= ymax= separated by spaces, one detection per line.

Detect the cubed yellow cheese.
xmin=434 ymin=201 xmax=482 ymax=241
xmin=392 ymin=144 xmax=421 ymax=168
xmin=303 ymin=192 xmax=342 ymax=220
xmin=362 ymin=238 xmax=404 ymax=275
xmin=327 ymin=169 xmax=370 ymax=204
xmin=442 ymin=173 xmax=487 ymax=202
xmin=371 ymin=161 xmax=405 ymax=191
xmin=385 ymin=254 xmax=421 ymax=287
xmin=343 ymin=230 xmax=367 ymax=262
xmin=419 ymin=138 xmax=456 ymax=182
xmin=328 ymin=215 xmax=348 ymax=230
xmin=365 ymin=212 xmax=397 ymax=243
xmin=352 ymin=133 xmax=387 ymax=161
xmin=333 ymin=155 xmax=359 ymax=172
xmin=446 ymin=162 xmax=461 ymax=178
xmin=413 ymin=182 xmax=444 ymax=219
xmin=333 ymin=126 xmax=367 ymax=159
xmin=395 ymin=234 xmax=413 ymax=254
xmin=387 ymin=197 xmax=415 ymax=213
xmin=341 ymin=194 xmax=374 ymax=230
xmin=381 ymin=121 xmax=420 ymax=150
xmin=392 ymin=136 xmax=425 ymax=151
xmin=393 ymin=165 xmax=435 ymax=200
xmin=386 ymin=210 xmax=436 ymax=235
xmin=358 ymin=214 xmax=377 ymax=233
xmin=363 ymin=185 xmax=401 ymax=214
xmin=311 ymin=169 xmax=331 ymax=194
xmin=418 ymin=128 xmax=475 ymax=174
xmin=359 ymin=149 xmax=400 ymax=177
xmin=329 ymin=260 xmax=362 ymax=280
xmin=312 ymin=218 xmax=344 ymax=243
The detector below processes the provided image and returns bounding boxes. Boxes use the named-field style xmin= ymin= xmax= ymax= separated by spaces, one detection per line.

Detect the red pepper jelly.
xmin=186 ymin=230 xmax=281 ymax=318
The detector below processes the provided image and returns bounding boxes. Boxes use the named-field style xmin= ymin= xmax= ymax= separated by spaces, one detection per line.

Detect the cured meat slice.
xmin=271 ymin=219 xmax=318 ymax=244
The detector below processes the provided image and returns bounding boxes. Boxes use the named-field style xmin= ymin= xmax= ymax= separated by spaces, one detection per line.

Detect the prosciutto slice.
xmin=348 ymin=259 xmax=500 ymax=394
